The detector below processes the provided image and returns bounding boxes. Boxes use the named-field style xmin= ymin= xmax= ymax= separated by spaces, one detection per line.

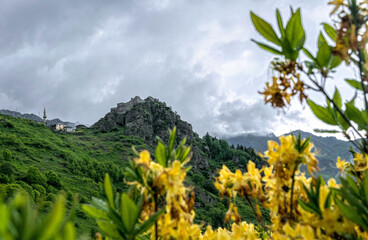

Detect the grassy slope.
xmin=0 ymin=114 xmax=268 ymax=237
xmin=0 ymin=114 xmax=152 ymax=237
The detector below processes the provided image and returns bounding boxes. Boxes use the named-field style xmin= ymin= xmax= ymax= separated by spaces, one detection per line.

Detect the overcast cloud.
xmin=0 ymin=0 xmax=350 ymax=137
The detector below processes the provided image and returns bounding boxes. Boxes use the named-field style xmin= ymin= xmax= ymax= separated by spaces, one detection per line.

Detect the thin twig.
xmin=154 ymin=193 xmax=158 ymax=240
xmin=244 ymin=194 xmax=273 ymax=240
xmin=289 ymin=165 xmax=297 ymax=222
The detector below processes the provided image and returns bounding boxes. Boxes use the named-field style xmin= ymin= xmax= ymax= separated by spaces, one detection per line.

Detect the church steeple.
xmin=43 ymin=108 xmax=47 ymax=125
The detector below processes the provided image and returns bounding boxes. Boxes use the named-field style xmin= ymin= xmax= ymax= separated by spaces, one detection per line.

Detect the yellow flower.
xmin=225 ymin=203 xmax=241 ymax=223
xmin=332 ymin=43 xmax=350 ymax=64
xmin=328 ymin=0 xmax=346 ymax=15
xmin=336 ymin=157 xmax=348 ymax=173
xmin=260 ymin=77 xmax=292 ymax=108
xmin=231 ymin=222 xmax=260 ymax=240
xmin=262 ymin=135 xmax=318 ymax=175
xmin=156 ymin=160 xmax=187 ymax=205
xmin=134 ymin=150 xmax=152 ymax=166
xmin=353 ymin=152 xmax=368 ymax=172
xmin=327 ymin=178 xmax=338 ymax=188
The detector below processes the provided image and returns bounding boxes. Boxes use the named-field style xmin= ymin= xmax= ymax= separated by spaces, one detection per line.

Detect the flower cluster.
xmin=200 ymin=222 xmax=259 ymax=240
xmin=329 ymin=0 xmax=368 ymax=64
xmin=128 ymin=150 xmax=200 ymax=239
xmin=260 ymin=60 xmax=307 ymax=108
xmin=213 ymin=134 xmax=366 ymax=239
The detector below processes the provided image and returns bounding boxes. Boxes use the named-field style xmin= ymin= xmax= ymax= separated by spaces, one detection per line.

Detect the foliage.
xmin=0 ymin=112 xmax=265 ymax=236
xmin=249 ymin=0 xmax=368 ymax=238
xmin=0 ymin=193 xmax=75 ymax=240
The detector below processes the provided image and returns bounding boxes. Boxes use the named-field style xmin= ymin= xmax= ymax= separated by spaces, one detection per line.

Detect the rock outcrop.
xmin=93 ymin=96 xmax=194 ymax=143
xmin=93 ymin=96 xmax=208 ymax=172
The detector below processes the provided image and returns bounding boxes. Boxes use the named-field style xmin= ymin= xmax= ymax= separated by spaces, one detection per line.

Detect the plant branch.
xmin=289 ymin=164 xmax=297 ymax=222
xmin=300 ymin=69 xmax=368 ymax=147
xmin=357 ymin=49 xmax=368 ymax=116
xmin=244 ymin=194 xmax=273 ymax=240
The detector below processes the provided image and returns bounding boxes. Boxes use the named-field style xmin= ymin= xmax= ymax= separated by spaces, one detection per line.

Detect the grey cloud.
xmin=0 ymin=0 xmax=326 ymax=136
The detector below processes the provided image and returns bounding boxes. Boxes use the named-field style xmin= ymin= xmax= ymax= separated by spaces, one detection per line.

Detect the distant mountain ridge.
xmin=0 ymin=109 xmax=76 ymax=127
xmin=225 ymin=130 xmax=353 ymax=177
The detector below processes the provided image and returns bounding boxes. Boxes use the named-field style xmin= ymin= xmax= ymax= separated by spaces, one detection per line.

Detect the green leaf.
xmin=155 ymin=141 xmax=167 ymax=167
xmin=298 ymin=199 xmax=321 ymax=216
xmin=363 ymin=175 xmax=368 ymax=202
xmin=334 ymin=197 xmax=366 ymax=229
xmin=0 ymin=203 xmax=9 ymax=233
xmin=281 ymin=38 xmax=293 ymax=59
xmin=91 ymin=197 xmax=109 ymax=212
xmin=313 ymin=129 xmax=340 ymax=133
xmin=104 ymin=174 xmax=115 ymax=210
xmin=323 ymin=23 xmax=337 ymax=41
xmin=302 ymin=48 xmax=317 ymax=63
xmin=339 ymin=186 xmax=368 ymax=218
xmin=62 ymin=222 xmax=75 ymax=240
xmin=300 ymin=137 xmax=311 ymax=152
xmin=332 ymin=88 xmax=342 ymax=109
xmin=344 ymin=176 xmax=360 ymax=196
xmin=285 ymin=9 xmax=305 ymax=50
xmin=308 ymin=100 xmax=337 ymax=125
xmin=276 ymin=9 xmax=285 ymax=38
xmin=329 ymin=55 xmax=342 ymax=69
xmin=121 ymin=193 xmax=139 ymax=233
xmin=345 ymin=79 xmax=363 ymax=90
xmin=316 ymin=42 xmax=331 ymax=67
xmin=251 ymin=40 xmax=283 ymax=55
xmin=134 ymin=208 xmax=165 ymax=235
xmin=37 ymin=196 xmax=66 ymax=240
xmin=97 ymin=220 xmax=124 ymax=239
xmin=181 ymin=146 xmax=191 ymax=162
xmin=82 ymin=205 xmax=109 ymax=220
xmin=125 ymin=167 xmax=139 ymax=181
xmin=324 ymin=191 xmax=332 ymax=209
xmin=318 ymin=32 xmax=327 ymax=49
xmin=345 ymin=101 xmax=368 ymax=130
xmin=337 ymin=112 xmax=350 ymax=131
xmin=250 ymin=12 xmax=281 ymax=46
xmin=168 ymin=127 xmax=176 ymax=159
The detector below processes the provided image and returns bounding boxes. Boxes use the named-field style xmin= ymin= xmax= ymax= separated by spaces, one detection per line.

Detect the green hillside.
xmin=0 ymin=111 xmax=267 ymax=238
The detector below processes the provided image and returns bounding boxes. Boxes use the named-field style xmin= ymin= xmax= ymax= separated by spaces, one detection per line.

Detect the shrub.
xmin=26 ymin=167 xmax=46 ymax=186
xmin=3 ymin=184 xmax=27 ymax=200
xmin=32 ymin=184 xmax=46 ymax=196
xmin=2 ymin=149 xmax=13 ymax=161
xmin=0 ymin=174 xmax=10 ymax=184
xmin=0 ymin=162 xmax=15 ymax=176
xmin=46 ymin=170 xmax=61 ymax=187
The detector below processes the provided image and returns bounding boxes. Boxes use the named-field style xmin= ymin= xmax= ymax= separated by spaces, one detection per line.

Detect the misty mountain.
xmin=0 ymin=109 xmax=77 ymax=127
xmin=225 ymin=130 xmax=353 ymax=176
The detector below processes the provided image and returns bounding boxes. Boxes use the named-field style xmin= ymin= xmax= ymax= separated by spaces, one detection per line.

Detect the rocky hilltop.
xmin=93 ymin=96 xmax=194 ymax=144
xmin=93 ymin=96 xmax=208 ymax=171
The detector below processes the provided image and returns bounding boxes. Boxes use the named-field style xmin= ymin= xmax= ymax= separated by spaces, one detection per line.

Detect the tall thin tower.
xmin=43 ymin=108 xmax=47 ymax=125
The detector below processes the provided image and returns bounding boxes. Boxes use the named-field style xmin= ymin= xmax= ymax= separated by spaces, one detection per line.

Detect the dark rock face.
xmin=93 ymin=96 xmax=194 ymax=144
xmin=93 ymin=96 xmax=208 ymax=173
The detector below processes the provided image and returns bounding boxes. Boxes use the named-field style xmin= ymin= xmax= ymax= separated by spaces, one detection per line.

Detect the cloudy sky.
xmin=0 ymin=0 xmax=357 ymax=137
